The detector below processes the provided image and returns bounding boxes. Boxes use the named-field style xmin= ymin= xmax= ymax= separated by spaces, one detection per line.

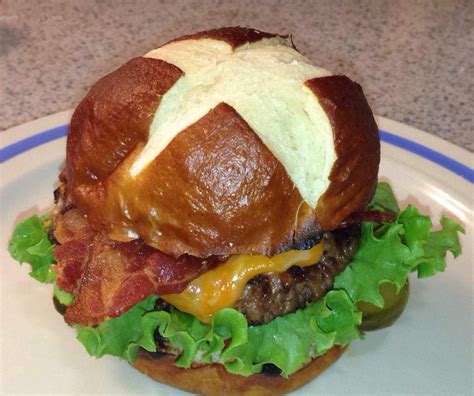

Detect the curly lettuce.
xmin=76 ymin=296 xmax=160 ymax=362
xmin=8 ymin=214 xmax=56 ymax=283
xmin=334 ymin=184 xmax=464 ymax=307
xmin=75 ymin=291 xmax=361 ymax=377
xmin=8 ymin=214 xmax=74 ymax=302
xmin=54 ymin=284 xmax=75 ymax=305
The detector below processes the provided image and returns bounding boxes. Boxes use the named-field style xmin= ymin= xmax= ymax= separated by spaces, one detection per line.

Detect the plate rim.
xmin=1 ymin=112 xmax=472 ymax=395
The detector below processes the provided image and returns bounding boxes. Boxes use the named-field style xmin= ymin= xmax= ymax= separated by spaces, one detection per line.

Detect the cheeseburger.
xmin=8 ymin=27 xmax=463 ymax=395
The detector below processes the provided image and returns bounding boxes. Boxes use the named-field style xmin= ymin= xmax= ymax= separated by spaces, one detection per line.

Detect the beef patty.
xmin=234 ymin=225 xmax=360 ymax=324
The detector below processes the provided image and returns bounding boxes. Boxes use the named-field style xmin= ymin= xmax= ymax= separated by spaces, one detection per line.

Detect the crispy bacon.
xmin=55 ymin=239 xmax=91 ymax=293
xmin=52 ymin=208 xmax=92 ymax=244
xmin=53 ymin=209 xmax=213 ymax=326
xmin=340 ymin=210 xmax=396 ymax=228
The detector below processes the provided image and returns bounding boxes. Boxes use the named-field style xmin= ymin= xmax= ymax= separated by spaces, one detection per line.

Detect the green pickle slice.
xmin=358 ymin=281 xmax=409 ymax=331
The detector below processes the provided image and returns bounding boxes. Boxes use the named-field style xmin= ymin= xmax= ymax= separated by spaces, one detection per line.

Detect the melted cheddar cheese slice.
xmin=162 ymin=242 xmax=324 ymax=323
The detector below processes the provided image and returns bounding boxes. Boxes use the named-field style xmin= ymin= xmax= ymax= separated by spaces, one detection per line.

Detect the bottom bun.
xmin=133 ymin=346 xmax=345 ymax=395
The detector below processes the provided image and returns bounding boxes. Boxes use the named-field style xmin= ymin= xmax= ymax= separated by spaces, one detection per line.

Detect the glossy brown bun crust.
xmin=134 ymin=346 xmax=345 ymax=395
xmin=66 ymin=27 xmax=379 ymax=258
xmin=306 ymin=76 xmax=380 ymax=230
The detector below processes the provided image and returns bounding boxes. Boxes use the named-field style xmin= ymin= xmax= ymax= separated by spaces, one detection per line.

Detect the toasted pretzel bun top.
xmin=66 ymin=27 xmax=379 ymax=258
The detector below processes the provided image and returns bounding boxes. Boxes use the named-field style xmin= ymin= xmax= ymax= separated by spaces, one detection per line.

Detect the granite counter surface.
xmin=1 ymin=0 xmax=472 ymax=150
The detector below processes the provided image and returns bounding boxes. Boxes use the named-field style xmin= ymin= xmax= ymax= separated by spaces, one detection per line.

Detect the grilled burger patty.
xmin=234 ymin=226 xmax=360 ymax=324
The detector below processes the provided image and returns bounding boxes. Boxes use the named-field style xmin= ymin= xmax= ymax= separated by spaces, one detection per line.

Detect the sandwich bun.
xmin=134 ymin=346 xmax=345 ymax=396
xmin=66 ymin=27 xmax=379 ymax=258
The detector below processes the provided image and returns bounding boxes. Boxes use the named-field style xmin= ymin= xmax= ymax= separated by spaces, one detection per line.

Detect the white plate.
xmin=1 ymin=112 xmax=473 ymax=395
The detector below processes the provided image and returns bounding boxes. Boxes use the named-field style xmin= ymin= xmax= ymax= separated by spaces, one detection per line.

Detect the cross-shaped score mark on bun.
xmin=66 ymin=27 xmax=379 ymax=258
xmin=137 ymin=36 xmax=334 ymax=209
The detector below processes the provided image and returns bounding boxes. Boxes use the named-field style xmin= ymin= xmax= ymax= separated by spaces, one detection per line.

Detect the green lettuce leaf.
xmin=399 ymin=210 xmax=464 ymax=277
xmin=369 ymin=181 xmax=400 ymax=214
xmin=333 ymin=221 xmax=412 ymax=306
xmin=334 ymin=187 xmax=464 ymax=306
xmin=76 ymin=291 xmax=361 ymax=377
xmin=54 ymin=284 xmax=74 ymax=305
xmin=8 ymin=214 xmax=56 ymax=283
xmin=76 ymin=296 xmax=160 ymax=362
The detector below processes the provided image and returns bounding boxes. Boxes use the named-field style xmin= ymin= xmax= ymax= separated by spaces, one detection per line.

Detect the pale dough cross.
xmin=132 ymin=37 xmax=335 ymax=208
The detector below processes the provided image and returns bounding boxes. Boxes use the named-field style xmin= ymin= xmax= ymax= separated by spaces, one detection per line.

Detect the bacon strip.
xmin=55 ymin=239 xmax=90 ymax=293
xmin=53 ymin=209 xmax=212 ymax=326
xmin=340 ymin=210 xmax=396 ymax=228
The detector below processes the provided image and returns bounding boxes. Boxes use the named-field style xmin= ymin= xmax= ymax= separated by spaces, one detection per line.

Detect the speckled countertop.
xmin=1 ymin=0 xmax=472 ymax=150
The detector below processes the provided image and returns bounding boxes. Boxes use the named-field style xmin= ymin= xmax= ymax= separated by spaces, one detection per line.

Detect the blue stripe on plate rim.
xmin=1 ymin=124 xmax=473 ymax=183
